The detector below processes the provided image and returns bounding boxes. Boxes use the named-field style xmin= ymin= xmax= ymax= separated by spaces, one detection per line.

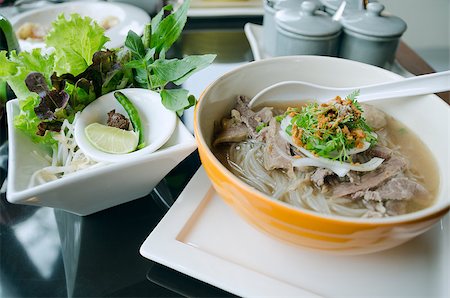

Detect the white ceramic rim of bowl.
xmin=195 ymin=55 xmax=450 ymax=225
xmin=74 ymin=88 xmax=177 ymax=163
xmin=10 ymin=1 xmax=150 ymax=50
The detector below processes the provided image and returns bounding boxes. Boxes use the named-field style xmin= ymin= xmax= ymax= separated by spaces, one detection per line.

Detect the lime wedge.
xmin=85 ymin=123 xmax=139 ymax=154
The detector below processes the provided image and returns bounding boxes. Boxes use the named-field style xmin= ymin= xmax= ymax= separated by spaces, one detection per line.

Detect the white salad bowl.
xmin=11 ymin=1 xmax=150 ymax=51
xmin=6 ymin=98 xmax=196 ymax=216
xmin=74 ymin=88 xmax=177 ymax=163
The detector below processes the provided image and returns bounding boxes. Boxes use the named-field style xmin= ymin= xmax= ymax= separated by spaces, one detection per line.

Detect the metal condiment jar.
xmin=338 ymin=2 xmax=407 ymax=69
xmin=274 ymin=1 xmax=342 ymax=56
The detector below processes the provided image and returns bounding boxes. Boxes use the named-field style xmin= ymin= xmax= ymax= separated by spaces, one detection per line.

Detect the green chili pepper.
xmin=114 ymin=91 xmax=145 ymax=149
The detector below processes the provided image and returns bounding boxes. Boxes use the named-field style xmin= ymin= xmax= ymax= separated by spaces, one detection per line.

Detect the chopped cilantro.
xmin=256 ymin=122 xmax=267 ymax=133
xmin=282 ymin=92 xmax=377 ymax=162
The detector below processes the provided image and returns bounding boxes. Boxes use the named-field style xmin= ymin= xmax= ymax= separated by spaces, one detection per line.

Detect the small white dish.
xmin=74 ymin=88 xmax=177 ymax=163
xmin=6 ymin=98 xmax=196 ymax=216
xmin=140 ymin=167 xmax=449 ymax=297
xmin=11 ymin=1 xmax=150 ymax=51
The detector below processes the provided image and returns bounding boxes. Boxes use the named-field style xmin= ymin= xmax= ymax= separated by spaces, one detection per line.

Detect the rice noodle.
xmin=226 ymin=141 xmax=370 ymax=217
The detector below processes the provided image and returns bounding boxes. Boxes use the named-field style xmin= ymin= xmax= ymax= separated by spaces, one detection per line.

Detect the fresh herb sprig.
xmin=282 ymin=91 xmax=377 ymax=162
xmin=123 ymin=0 xmax=216 ymax=116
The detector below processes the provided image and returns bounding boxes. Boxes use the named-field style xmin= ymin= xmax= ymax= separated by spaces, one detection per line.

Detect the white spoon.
xmin=248 ymin=70 xmax=450 ymax=108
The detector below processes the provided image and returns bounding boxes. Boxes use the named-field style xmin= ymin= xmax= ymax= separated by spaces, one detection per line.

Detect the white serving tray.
xmin=140 ymin=167 xmax=449 ymax=297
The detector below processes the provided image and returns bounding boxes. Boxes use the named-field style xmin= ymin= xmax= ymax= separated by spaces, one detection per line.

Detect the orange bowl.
xmin=194 ymin=56 xmax=449 ymax=254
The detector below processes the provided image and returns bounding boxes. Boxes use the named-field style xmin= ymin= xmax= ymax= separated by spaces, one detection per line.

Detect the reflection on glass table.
xmin=0 ymin=14 xmax=261 ymax=297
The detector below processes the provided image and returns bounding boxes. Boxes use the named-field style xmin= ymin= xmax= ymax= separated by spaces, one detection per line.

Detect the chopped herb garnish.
xmin=256 ymin=122 xmax=267 ymax=133
xmin=281 ymin=91 xmax=377 ymax=162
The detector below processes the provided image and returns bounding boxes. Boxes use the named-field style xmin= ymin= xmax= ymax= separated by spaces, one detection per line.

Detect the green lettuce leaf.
xmin=0 ymin=49 xmax=55 ymax=100
xmin=13 ymin=95 xmax=57 ymax=145
xmin=45 ymin=14 xmax=109 ymax=76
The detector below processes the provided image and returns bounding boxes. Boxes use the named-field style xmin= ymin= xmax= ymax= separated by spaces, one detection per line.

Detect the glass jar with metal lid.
xmin=274 ymin=1 xmax=342 ymax=56
xmin=338 ymin=2 xmax=407 ymax=69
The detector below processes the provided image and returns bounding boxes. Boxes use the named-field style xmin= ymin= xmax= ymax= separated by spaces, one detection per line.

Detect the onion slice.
xmin=279 ymin=116 xmax=384 ymax=177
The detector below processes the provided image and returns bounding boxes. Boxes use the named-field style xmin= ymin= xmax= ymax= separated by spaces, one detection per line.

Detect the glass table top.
xmin=0 ymin=10 xmax=262 ymax=297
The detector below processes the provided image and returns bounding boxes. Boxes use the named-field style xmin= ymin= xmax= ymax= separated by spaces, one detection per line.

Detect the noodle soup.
xmin=212 ymin=96 xmax=439 ymax=218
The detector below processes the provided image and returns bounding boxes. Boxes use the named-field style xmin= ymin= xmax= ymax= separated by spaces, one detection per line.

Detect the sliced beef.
xmin=311 ymin=168 xmax=334 ymax=187
xmin=107 ymin=110 xmax=130 ymax=130
xmin=332 ymin=156 xmax=406 ymax=198
xmin=262 ymin=118 xmax=293 ymax=173
xmin=255 ymin=107 xmax=274 ymax=123
xmin=213 ymin=123 xmax=248 ymax=145
xmin=368 ymin=145 xmax=393 ymax=160
xmin=214 ymin=97 xmax=274 ymax=145
xmin=362 ymin=104 xmax=387 ymax=130
xmin=354 ymin=177 xmax=428 ymax=201
xmin=346 ymin=171 xmax=361 ymax=183
xmin=385 ymin=200 xmax=408 ymax=216
xmin=235 ymin=96 xmax=259 ymax=133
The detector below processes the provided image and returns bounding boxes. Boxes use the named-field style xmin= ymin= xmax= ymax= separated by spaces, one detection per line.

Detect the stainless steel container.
xmin=338 ymin=2 xmax=407 ymax=69
xmin=275 ymin=1 xmax=342 ymax=56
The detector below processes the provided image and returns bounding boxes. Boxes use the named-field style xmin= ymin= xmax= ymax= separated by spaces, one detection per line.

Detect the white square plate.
xmin=140 ymin=167 xmax=449 ymax=297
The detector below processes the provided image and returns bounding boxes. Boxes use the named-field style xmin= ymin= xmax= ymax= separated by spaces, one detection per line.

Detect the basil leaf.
xmin=125 ymin=30 xmax=145 ymax=59
xmin=134 ymin=67 xmax=150 ymax=88
xmin=125 ymin=59 xmax=145 ymax=69
xmin=151 ymin=54 xmax=216 ymax=87
xmin=172 ymin=54 xmax=216 ymax=85
xmin=150 ymin=5 xmax=173 ymax=36
xmin=149 ymin=74 xmax=167 ymax=90
xmin=144 ymin=48 xmax=156 ymax=62
xmin=150 ymin=58 xmax=193 ymax=84
xmin=161 ymin=88 xmax=191 ymax=114
xmin=151 ymin=0 xmax=189 ymax=53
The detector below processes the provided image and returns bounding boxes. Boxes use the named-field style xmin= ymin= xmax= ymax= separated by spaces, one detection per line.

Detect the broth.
xmin=212 ymin=100 xmax=439 ymax=218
